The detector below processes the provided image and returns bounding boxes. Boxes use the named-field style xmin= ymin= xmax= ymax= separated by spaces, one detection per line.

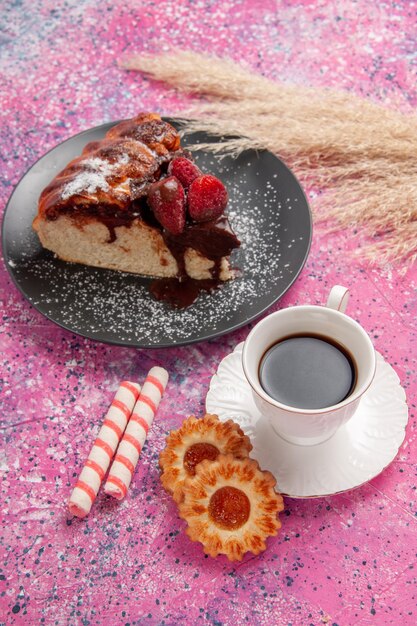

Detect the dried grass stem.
xmin=121 ymin=51 xmax=417 ymax=266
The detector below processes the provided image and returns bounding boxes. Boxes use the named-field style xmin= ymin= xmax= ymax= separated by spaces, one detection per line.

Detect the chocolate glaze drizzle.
xmin=134 ymin=196 xmax=240 ymax=307
xmin=149 ymin=216 xmax=240 ymax=308
xmin=149 ymin=277 xmax=221 ymax=310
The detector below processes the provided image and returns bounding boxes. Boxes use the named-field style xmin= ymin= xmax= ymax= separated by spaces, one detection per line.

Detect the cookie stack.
xmin=159 ymin=414 xmax=284 ymax=561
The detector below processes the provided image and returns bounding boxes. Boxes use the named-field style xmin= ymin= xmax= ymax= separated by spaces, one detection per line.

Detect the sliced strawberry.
xmin=147 ymin=176 xmax=185 ymax=235
xmin=187 ymin=175 xmax=228 ymax=222
xmin=168 ymin=157 xmax=201 ymax=189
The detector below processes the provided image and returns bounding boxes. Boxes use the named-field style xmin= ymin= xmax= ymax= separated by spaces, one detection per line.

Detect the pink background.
xmin=1 ymin=1 xmax=416 ymax=624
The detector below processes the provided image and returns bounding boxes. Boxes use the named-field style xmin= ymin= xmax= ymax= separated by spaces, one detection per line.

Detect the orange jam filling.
xmin=183 ymin=442 xmax=220 ymax=476
xmin=208 ymin=486 xmax=250 ymax=530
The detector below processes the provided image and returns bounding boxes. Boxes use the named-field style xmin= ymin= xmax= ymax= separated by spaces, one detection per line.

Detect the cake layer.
xmin=33 ymin=214 xmax=233 ymax=281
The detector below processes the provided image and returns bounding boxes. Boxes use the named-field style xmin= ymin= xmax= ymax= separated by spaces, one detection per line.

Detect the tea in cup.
xmin=242 ymin=286 xmax=376 ymax=445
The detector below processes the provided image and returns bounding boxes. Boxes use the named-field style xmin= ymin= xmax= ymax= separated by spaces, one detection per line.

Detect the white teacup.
xmin=242 ymin=286 xmax=376 ymax=445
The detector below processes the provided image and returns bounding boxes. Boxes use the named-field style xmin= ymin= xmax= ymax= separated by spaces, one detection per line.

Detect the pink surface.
xmin=0 ymin=1 xmax=416 ymax=624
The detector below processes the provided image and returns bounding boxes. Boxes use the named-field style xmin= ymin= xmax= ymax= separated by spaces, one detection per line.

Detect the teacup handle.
xmin=326 ymin=285 xmax=349 ymax=313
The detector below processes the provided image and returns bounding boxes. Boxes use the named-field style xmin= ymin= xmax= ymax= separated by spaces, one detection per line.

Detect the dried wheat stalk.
xmin=120 ymin=51 xmax=417 ymax=266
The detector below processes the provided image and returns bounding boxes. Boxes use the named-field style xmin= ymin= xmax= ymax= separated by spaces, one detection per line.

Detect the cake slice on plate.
xmin=33 ymin=113 xmax=240 ymax=282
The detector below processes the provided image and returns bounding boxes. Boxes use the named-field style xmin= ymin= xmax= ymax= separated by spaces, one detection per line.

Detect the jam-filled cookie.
xmin=159 ymin=414 xmax=252 ymax=502
xmin=178 ymin=454 xmax=284 ymax=561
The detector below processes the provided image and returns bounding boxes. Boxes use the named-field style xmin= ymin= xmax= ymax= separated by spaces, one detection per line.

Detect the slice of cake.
xmin=33 ymin=113 xmax=240 ymax=283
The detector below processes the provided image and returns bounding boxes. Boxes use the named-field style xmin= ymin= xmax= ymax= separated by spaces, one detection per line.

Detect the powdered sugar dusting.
xmin=61 ymin=154 xmax=131 ymax=199
xmin=164 ymin=178 xmax=179 ymax=190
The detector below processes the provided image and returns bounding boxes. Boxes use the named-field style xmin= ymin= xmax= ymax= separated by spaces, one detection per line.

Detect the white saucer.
xmin=206 ymin=342 xmax=408 ymax=498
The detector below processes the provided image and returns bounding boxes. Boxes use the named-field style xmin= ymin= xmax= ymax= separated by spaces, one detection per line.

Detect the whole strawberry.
xmin=147 ymin=176 xmax=185 ymax=235
xmin=168 ymin=157 xmax=201 ymax=189
xmin=187 ymin=175 xmax=228 ymax=222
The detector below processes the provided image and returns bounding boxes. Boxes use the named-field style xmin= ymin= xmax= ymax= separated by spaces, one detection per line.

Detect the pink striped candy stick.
xmin=104 ymin=367 xmax=169 ymax=500
xmin=68 ymin=381 xmax=141 ymax=518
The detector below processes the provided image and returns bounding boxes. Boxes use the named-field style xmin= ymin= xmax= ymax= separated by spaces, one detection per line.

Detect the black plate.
xmin=2 ymin=120 xmax=312 ymax=348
